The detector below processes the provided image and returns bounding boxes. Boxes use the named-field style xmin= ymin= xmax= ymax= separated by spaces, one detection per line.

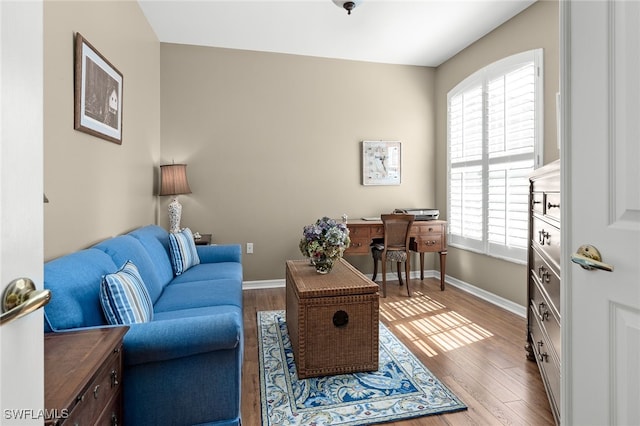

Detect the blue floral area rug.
xmin=258 ymin=310 xmax=467 ymax=425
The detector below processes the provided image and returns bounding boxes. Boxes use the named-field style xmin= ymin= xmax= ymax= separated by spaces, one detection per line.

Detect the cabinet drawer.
xmin=64 ymin=345 xmax=122 ymax=425
xmin=530 ymin=278 xmax=560 ymax=359
xmin=94 ymin=389 xmax=122 ymax=426
xmin=531 ymin=247 xmax=560 ymax=316
xmin=532 ymin=218 xmax=560 ymax=269
xmin=529 ymin=306 xmax=561 ymax=420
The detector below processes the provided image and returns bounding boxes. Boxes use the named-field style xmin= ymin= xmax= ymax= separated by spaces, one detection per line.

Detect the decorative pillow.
xmin=168 ymin=227 xmax=200 ymax=276
xmin=100 ymin=260 xmax=154 ymax=325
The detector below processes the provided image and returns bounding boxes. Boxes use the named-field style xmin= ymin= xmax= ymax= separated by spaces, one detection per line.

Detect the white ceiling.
xmin=138 ymin=0 xmax=536 ymax=67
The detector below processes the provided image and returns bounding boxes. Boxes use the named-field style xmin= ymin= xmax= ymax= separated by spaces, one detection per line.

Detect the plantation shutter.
xmin=447 ymin=49 xmax=542 ymax=264
xmin=486 ymin=62 xmax=536 ymax=259
xmin=449 ymin=85 xmax=484 ymax=253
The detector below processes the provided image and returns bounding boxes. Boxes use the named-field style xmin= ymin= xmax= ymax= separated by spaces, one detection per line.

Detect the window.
xmin=447 ymin=49 xmax=543 ymax=264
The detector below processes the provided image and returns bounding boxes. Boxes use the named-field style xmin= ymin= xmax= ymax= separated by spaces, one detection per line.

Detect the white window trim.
xmin=447 ymin=49 xmax=544 ymax=265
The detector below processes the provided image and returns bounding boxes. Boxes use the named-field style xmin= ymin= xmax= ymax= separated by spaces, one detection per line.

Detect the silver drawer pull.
xmin=537 ymin=341 xmax=548 ymax=362
xmin=538 ymin=229 xmax=551 ymax=245
xmin=538 ymin=302 xmax=549 ymax=321
xmin=547 ymin=202 xmax=560 ymax=209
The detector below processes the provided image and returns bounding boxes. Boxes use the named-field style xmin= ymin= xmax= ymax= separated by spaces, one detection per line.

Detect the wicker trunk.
xmin=285 ymin=258 xmax=379 ymax=379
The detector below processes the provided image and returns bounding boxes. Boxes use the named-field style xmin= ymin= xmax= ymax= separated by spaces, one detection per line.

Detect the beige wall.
xmin=41 ymin=0 xmax=558 ymax=306
xmin=44 ymin=0 xmax=160 ymax=260
xmin=434 ymin=0 xmax=559 ymax=305
xmin=160 ymin=44 xmax=436 ymax=281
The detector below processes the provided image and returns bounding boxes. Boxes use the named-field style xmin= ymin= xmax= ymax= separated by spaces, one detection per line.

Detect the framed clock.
xmin=362 ymin=140 xmax=401 ymax=186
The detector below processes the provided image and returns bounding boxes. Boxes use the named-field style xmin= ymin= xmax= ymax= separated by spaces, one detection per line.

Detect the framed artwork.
xmin=74 ymin=33 xmax=123 ymax=144
xmin=362 ymin=140 xmax=401 ymax=185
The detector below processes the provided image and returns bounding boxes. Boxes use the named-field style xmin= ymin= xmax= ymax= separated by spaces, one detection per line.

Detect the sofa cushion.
xmin=128 ymin=225 xmax=175 ymax=291
xmin=94 ymin=235 xmax=165 ymax=304
xmin=170 ymin=262 xmax=243 ymax=285
xmin=100 ymin=260 xmax=154 ymax=325
xmin=168 ymin=228 xmax=200 ymax=275
xmin=153 ymin=279 xmax=243 ymax=313
xmin=44 ymin=248 xmax=117 ymax=331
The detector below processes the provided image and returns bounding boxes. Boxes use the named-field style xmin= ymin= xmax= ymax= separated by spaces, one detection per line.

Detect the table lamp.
xmin=159 ymin=164 xmax=192 ymax=233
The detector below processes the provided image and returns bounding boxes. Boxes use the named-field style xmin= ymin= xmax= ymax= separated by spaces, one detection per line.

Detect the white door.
xmin=563 ymin=1 xmax=640 ymax=425
xmin=0 ymin=1 xmax=44 ymax=425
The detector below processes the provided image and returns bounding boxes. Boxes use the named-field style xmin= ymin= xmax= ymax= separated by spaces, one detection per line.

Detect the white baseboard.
xmin=242 ymin=269 xmax=526 ymax=318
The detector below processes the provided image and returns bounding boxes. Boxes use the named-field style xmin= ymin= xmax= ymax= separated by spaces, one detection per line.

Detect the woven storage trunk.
xmin=285 ymin=258 xmax=379 ymax=379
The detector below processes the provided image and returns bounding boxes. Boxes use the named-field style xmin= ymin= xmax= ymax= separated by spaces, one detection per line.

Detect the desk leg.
xmin=419 ymin=252 xmax=425 ymax=281
xmin=439 ymin=250 xmax=447 ymax=291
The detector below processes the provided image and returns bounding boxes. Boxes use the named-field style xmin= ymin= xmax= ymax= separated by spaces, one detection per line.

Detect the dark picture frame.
xmin=74 ymin=33 xmax=123 ymax=144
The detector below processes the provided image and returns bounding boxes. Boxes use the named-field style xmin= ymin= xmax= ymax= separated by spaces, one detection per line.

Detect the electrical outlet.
xmin=246 ymin=243 xmax=254 ymax=254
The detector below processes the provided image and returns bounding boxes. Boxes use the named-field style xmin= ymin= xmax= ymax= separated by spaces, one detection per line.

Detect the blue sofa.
xmin=43 ymin=225 xmax=244 ymax=426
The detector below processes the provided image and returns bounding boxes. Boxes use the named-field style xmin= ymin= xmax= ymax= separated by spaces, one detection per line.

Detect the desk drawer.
xmin=412 ymin=223 xmax=445 ymax=252
xmin=412 ymin=235 xmax=444 ymax=252
xmin=346 ymin=238 xmax=371 ymax=254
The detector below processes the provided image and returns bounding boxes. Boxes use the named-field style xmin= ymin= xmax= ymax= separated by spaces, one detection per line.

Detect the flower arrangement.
xmin=299 ymin=217 xmax=351 ymax=271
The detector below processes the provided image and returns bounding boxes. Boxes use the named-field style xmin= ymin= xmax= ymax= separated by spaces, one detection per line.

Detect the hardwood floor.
xmin=241 ymin=278 xmax=555 ymax=425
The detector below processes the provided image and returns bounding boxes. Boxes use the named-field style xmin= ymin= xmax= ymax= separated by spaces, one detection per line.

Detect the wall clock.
xmin=362 ymin=140 xmax=401 ymax=186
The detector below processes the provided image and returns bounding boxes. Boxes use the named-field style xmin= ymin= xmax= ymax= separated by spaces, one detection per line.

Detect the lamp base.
xmin=168 ymin=197 xmax=183 ymax=233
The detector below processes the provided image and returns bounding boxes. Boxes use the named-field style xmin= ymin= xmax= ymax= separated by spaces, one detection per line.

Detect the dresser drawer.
xmin=64 ymin=344 xmax=123 ymax=425
xmin=532 ymin=192 xmax=545 ymax=215
xmin=544 ymin=192 xmax=561 ymax=221
xmin=530 ymin=277 xmax=560 ymax=359
xmin=531 ymin=247 xmax=560 ymax=315
xmin=532 ymin=218 xmax=560 ymax=270
xmin=529 ymin=306 xmax=561 ymax=420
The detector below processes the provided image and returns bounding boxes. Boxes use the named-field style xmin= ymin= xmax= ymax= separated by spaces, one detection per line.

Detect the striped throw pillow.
xmin=168 ymin=227 xmax=200 ymax=276
xmin=100 ymin=260 xmax=154 ymax=325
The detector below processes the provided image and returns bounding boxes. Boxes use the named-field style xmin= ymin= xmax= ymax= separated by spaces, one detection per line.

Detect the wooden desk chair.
xmin=371 ymin=213 xmax=415 ymax=297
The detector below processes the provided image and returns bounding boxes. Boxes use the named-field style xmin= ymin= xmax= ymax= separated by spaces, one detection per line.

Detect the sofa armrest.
xmin=123 ymin=311 xmax=242 ymax=366
xmin=196 ymin=243 xmax=241 ymax=264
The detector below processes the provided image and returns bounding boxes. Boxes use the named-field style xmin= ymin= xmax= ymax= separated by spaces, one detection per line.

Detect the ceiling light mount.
xmin=332 ymin=0 xmax=361 ymax=15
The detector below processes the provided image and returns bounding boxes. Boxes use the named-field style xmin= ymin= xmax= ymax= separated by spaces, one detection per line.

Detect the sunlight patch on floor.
xmin=379 ymin=290 xmax=446 ymax=322
xmin=382 ymin=292 xmax=494 ymax=357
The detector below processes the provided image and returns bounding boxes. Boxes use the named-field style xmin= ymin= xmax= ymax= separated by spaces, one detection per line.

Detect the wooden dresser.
xmin=526 ymin=160 xmax=560 ymax=424
xmin=45 ymin=327 xmax=128 ymax=426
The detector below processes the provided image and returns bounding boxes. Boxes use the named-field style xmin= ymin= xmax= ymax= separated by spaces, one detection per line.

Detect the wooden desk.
xmin=345 ymin=219 xmax=447 ymax=290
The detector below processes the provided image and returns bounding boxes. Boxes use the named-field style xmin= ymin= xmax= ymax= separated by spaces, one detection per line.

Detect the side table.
xmin=194 ymin=233 xmax=212 ymax=245
xmin=45 ymin=326 xmax=128 ymax=425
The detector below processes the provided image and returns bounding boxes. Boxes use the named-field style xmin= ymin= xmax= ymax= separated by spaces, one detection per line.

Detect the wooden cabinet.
xmin=526 ymin=160 xmax=560 ymax=425
xmin=45 ymin=327 xmax=128 ymax=426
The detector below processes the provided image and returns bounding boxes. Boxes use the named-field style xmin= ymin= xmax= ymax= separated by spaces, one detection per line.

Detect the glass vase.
xmin=314 ymin=256 xmax=335 ymax=274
